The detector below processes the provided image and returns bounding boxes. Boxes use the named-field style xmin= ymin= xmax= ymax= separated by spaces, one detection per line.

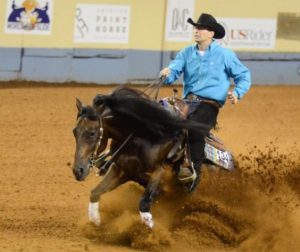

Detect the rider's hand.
xmin=160 ymin=67 xmax=170 ymax=78
xmin=227 ymin=91 xmax=238 ymax=104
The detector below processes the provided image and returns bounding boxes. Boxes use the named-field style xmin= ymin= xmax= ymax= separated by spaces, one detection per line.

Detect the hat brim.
xmin=187 ymin=18 xmax=225 ymax=39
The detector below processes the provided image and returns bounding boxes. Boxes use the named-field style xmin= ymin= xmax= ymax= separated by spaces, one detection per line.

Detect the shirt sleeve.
xmin=225 ymin=50 xmax=251 ymax=99
xmin=164 ymin=48 xmax=186 ymax=85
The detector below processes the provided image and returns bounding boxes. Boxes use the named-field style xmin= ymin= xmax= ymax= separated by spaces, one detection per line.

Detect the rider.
xmin=160 ymin=13 xmax=251 ymax=192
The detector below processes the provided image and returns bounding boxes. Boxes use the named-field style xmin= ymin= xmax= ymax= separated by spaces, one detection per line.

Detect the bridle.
xmin=83 ymin=76 xmax=166 ymax=175
xmin=91 ymin=115 xmax=104 ymax=163
xmin=88 ymin=113 xmax=109 ymax=173
xmin=88 ymin=113 xmax=134 ymax=175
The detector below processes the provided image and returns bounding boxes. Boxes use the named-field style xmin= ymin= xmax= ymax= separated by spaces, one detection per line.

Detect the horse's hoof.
xmin=90 ymin=218 xmax=101 ymax=226
xmin=139 ymin=211 xmax=154 ymax=229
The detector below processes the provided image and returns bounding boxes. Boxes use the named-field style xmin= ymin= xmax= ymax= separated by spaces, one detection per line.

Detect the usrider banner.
xmin=5 ymin=0 xmax=53 ymax=35
xmin=217 ymin=18 xmax=277 ymax=49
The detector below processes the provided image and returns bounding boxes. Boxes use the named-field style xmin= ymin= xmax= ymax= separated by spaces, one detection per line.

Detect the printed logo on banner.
xmin=217 ymin=18 xmax=277 ymax=49
xmin=5 ymin=0 xmax=53 ymax=34
xmin=165 ymin=0 xmax=195 ymax=42
xmin=74 ymin=4 xmax=130 ymax=43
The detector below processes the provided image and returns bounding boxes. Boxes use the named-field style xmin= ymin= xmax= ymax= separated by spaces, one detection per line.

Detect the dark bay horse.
xmin=72 ymin=86 xmax=208 ymax=228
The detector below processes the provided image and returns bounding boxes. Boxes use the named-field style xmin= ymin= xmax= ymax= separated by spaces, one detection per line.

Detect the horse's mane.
xmin=93 ymin=86 xmax=208 ymax=141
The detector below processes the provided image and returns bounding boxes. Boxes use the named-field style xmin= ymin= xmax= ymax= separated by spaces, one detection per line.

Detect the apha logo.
xmin=7 ymin=0 xmax=50 ymax=31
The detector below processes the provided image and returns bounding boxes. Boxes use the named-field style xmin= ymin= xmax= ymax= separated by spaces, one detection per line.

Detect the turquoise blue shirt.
xmin=165 ymin=40 xmax=251 ymax=106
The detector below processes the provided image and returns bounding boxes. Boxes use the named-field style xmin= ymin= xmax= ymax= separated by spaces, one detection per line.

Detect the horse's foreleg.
xmin=89 ymin=162 xmax=125 ymax=225
xmin=139 ymin=166 xmax=164 ymax=228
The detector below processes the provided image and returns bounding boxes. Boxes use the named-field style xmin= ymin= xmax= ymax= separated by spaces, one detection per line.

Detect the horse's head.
xmin=72 ymin=98 xmax=106 ymax=181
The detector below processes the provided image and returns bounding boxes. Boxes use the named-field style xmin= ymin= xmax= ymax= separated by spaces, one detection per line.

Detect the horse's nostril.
xmin=79 ymin=167 xmax=84 ymax=175
xmin=74 ymin=167 xmax=86 ymax=181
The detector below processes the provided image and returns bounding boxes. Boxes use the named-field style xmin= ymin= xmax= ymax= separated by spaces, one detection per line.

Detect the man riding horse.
xmin=160 ymin=13 xmax=251 ymax=192
xmin=72 ymin=13 xmax=251 ymax=229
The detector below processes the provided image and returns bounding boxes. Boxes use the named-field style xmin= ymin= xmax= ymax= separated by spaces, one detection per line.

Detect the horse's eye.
xmin=89 ymin=131 xmax=97 ymax=138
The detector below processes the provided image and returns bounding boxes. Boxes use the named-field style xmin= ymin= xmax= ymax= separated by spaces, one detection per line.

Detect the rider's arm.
xmin=225 ymin=50 xmax=251 ymax=100
xmin=161 ymin=49 xmax=186 ymax=84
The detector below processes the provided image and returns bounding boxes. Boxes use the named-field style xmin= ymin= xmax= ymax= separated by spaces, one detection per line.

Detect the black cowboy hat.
xmin=187 ymin=13 xmax=225 ymax=39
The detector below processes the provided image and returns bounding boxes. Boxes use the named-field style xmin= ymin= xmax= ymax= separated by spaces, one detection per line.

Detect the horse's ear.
xmin=76 ymin=98 xmax=83 ymax=112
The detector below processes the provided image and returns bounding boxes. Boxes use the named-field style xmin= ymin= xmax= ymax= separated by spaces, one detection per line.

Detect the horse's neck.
xmin=99 ymin=107 xmax=125 ymax=142
xmin=105 ymin=120 xmax=131 ymax=143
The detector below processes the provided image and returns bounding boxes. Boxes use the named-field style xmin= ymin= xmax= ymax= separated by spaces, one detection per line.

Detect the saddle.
xmin=160 ymin=94 xmax=235 ymax=171
xmin=159 ymin=96 xmax=189 ymax=119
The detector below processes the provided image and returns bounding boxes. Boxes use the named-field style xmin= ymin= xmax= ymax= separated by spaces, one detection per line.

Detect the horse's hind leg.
xmin=89 ymin=162 xmax=126 ymax=225
xmin=139 ymin=166 xmax=164 ymax=228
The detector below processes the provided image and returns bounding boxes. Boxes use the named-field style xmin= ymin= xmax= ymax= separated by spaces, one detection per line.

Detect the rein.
xmin=89 ymin=114 xmax=134 ymax=175
xmin=142 ymin=76 xmax=166 ymax=101
xmin=97 ymin=131 xmax=134 ymax=174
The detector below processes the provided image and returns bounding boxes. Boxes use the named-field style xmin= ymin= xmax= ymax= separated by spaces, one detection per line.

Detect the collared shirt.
xmin=164 ymin=40 xmax=251 ymax=106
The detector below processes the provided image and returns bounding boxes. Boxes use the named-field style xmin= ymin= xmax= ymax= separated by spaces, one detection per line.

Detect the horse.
xmin=72 ymin=86 xmax=209 ymax=228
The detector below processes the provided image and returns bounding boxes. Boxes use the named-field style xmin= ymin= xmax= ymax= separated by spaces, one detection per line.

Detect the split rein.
xmin=88 ymin=114 xmax=134 ymax=176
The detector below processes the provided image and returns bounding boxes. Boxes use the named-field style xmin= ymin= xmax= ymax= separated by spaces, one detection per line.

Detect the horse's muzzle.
xmin=73 ymin=165 xmax=89 ymax=181
xmin=74 ymin=167 xmax=84 ymax=181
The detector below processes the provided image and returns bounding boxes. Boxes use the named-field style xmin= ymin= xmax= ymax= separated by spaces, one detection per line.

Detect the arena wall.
xmin=0 ymin=0 xmax=299 ymax=84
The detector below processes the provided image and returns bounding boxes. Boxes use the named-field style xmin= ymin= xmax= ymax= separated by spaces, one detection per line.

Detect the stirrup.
xmin=178 ymin=165 xmax=197 ymax=183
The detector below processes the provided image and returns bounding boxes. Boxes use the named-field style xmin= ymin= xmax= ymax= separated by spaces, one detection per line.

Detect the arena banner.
xmin=5 ymin=0 xmax=53 ymax=35
xmin=217 ymin=18 xmax=277 ymax=49
xmin=74 ymin=4 xmax=130 ymax=44
xmin=165 ymin=0 xmax=195 ymax=42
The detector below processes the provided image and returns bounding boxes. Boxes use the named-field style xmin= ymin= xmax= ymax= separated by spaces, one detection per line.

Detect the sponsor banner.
xmin=74 ymin=4 xmax=130 ymax=44
xmin=5 ymin=0 xmax=53 ymax=35
xmin=165 ymin=0 xmax=195 ymax=42
xmin=217 ymin=18 xmax=277 ymax=49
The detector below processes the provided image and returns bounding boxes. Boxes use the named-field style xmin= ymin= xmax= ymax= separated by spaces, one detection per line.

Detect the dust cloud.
xmin=80 ymin=143 xmax=300 ymax=252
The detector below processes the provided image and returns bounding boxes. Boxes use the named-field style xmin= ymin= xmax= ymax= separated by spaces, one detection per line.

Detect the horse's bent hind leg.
xmin=139 ymin=166 xmax=164 ymax=228
xmin=89 ymin=162 xmax=126 ymax=225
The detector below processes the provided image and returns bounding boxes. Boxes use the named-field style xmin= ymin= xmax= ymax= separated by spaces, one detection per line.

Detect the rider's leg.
xmin=184 ymin=102 xmax=219 ymax=191
xmin=187 ymin=135 xmax=205 ymax=191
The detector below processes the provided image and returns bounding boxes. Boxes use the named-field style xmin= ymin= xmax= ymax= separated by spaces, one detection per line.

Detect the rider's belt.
xmin=186 ymin=93 xmax=221 ymax=108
